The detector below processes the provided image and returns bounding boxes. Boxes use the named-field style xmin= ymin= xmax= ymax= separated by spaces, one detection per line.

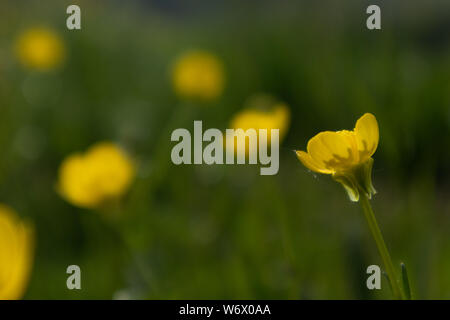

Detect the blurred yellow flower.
xmin=230 ymin=103 xmax=290 ymax=141
xmin=58 ymin=142 xmax=135 ymax=209
xmin=15 ymin=27 xmax=65 ymax=71
xmin=0 ymin=205 xmax=34 ymax=300
xmin=296 ymin=113 xmax=379 ymax=201
xmin=227 ymin=102 xmax=290 ymax=157
xmin=172 ymin=50 xmax=224 ymax=101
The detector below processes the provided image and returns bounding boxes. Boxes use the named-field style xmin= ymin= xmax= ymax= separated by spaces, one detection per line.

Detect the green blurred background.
xmin=1 ymin=0 xmax=449 ymax=299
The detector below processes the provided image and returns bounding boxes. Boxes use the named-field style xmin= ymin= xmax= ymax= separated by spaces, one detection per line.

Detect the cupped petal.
xmin=307 ymin=131 xmax=359 ymax=172
xmin=295 ymin=150 xmax=333 ymax=174
xmin=354 ymin=113 xmax=379 ymax=161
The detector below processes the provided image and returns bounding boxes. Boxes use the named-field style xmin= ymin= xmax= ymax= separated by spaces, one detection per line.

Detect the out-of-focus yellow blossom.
xmin=227 ymin=102 xmax=290 ymax=157
xmin=58 ymin=142 xmax=135 ymax=209
xmin=172 ymin=50 xmax=224 ymax=101
xmin=15 ymin=27 xmax=65 ymax=71
xmin=230 ymin=103 xmax=290 ymax=141
xmin=0 ymin=205 xmax=34 ymax=300
xmin=296 ymin=113 xmax=379 ymax=201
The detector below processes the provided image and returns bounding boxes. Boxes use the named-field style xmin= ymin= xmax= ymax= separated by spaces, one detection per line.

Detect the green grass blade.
xmin=401 ymin=262 xmax=412 ymax=300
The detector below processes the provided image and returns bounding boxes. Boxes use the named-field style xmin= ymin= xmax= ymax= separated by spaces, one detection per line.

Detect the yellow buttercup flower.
xmin=296 ymin=113 xmax=379 ymax=201
xmin=295 ymin=113 xmax=411 ymax=300
xmin=227 ymin=102 xmax=290 ymax=157
xmin=15 ymin=27 xmax=65 ymax=71
xmin=0 ymin=205 xmax=34 ymax=300
xmin=172 ymin=50 xmax=224 ymax=101
xmin=58 ymin=142 xmax=135 ymax=209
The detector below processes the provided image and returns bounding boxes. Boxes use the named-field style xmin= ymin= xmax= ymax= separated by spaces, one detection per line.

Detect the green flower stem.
xmin=359 ymin=192 xmax=405 ymax=300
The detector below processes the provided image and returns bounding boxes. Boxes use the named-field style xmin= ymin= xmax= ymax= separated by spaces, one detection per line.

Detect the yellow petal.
xmin=295 ymin=150 xmax=333 ymax=174
xmin=16 ymin=28 xmax=65 ymax=71
xmin=172 ymin=51 xmax=224 ymax=101
xmin=58 ymin=154 xmax=102 ymax=208
xmin=354 ymin=113 xmax=379 ymax=162
xmin=58 ymin=142 xmax=135 ymax=209
xmin=307 ymin=131 xmax=358 ymax=172
xmin=0 ymin=206 xmax=34 ymax=300
xmin=85 ymin=143 xmax=135 ymax=197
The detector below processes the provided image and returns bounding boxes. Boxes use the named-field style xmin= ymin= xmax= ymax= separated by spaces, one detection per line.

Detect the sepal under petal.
xmin=332 ymin=157 xmax=376 ymax=202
